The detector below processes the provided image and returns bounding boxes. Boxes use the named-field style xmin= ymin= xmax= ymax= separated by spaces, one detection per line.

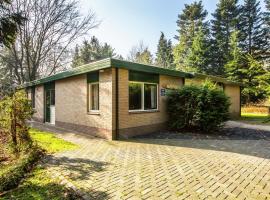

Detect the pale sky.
xmin=78 ymin=0 xmax=266 ymax=58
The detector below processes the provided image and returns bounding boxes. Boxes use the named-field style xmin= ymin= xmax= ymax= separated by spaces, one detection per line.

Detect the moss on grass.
xmin=1 ymin=129 xmax=79 ymax=199
xmin=30 ymin=129 xmax=78 ymax=154
xmin=240 ymin=113 xmax=270 ymax=125
xmin=1 ymin=166 xmax=78 ymax=200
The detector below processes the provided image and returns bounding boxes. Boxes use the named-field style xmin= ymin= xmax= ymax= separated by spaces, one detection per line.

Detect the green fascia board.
xmin=19 ymin=58 xmax=193 ymax=89
xmin=19 ymin=58 xmax=112 ymax=88
xmin=192 ymin=73 xmax=244 ymax=86
xmin=111 ymin=59 xmax=193 ymax=78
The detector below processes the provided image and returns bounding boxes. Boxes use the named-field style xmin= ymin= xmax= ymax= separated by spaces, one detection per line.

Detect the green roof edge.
xmin=191 ymin=73 xmax=244 ymax=86
xmin=111 ymin=58 xmax=193 ymax=78
xmin=18 ymin=58 xmax=242 ymax=88
xmin=19 ymin=58 xmax=112 ymax=88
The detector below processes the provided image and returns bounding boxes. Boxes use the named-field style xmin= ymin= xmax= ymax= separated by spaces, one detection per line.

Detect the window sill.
xmin=129 ymin=110 xmax=159 ymax=114
xmin=87 ymin=111 xmax=100 ymax=115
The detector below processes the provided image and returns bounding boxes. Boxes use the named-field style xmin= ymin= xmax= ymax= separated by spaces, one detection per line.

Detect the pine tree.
xmin=225 ymin=31 xmax=245 ymax=81
xmin=239 ymin=0 xmax=268 ymax=61
xmin=71 ymin=45 xmax=83 ymax=68
xmin=210 ymin=0 xmax=240 ymax=75
xmin=174 ymin=1 xmax=208 ymax=70
xmin=155 ymin=32 xmax=174 ymax=68
xmin=175 ymin=1 xmax=208 ymax=42
xmin=166 ymin=40 xmax=174 ymax=69
xmin=186 ymin=26 xmax=210 ymax=73
xmin=242 ymin=54 xmax=267 ymax=103
xmin=71 ymin=36 xmax=116 ymax=67
xmin=225 ymin=31 xmax=267 ymax=103
xmin=156 ymin=32 xmax=168 ymax=67
xmin=263 ymin=0 xmax=270 ymax=67
xmin=80 ymin=40 xmax=92 ymax=64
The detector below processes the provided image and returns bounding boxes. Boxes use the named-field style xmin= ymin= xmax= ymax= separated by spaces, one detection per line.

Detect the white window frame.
xmin=88 ymin=82 xmax=99 ymax=112
xmin=128 ymin=81 xmax=159 ymax=112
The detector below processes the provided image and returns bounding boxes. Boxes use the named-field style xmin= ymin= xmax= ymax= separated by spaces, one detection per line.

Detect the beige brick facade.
xmin=28 ymin=67 xmax=241 ymax=140
xmin=224 ymin=85 xmax=241 ymax=118
xmin=55 ymin=68 xmax=114 ymax=140
xmin=117 ymin=68 xmax=184 ymax=138
xmin=33 ymin=85 xmax=44 ymax=122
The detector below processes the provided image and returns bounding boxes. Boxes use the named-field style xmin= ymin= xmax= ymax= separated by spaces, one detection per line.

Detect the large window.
xmin=129 ymin=82 xmax=158 ymax=111
xmin=89 ymin=83 xmax=99 ymax=111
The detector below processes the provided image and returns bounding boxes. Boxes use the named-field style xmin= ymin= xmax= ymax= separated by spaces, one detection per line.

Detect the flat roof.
xmin=19 ymin=58 xmax=193 ymax=88
xmin=191 ymin=73 xmax=244 ymax=86
xmin=19 ymin=58 xmax=242 ymax=88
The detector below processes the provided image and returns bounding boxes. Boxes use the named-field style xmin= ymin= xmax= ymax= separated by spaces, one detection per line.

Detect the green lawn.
xmin=1 ymin=166 xmax=78 ymax=200
xmin=1 ymin=129 xmax=79 ymax=200
xmin=30 ymin=129 xmax=78 ymax=153
xmin=240 ymin=113 xmax=270 ymax=125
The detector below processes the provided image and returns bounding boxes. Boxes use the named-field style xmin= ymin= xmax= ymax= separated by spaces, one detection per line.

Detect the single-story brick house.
xmin=23 ymin=58 xmax=241 ymax=140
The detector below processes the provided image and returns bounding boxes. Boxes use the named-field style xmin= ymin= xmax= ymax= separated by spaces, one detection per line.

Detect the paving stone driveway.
xmin=34 ymin=122 xmax=270 ymax=200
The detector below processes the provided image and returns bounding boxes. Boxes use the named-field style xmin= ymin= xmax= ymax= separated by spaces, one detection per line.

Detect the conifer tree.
xmin=71 ymin=45 xmax=83 ymax=68
xmin=166 ymin=40 xmax=174 ymax=69
xmin=225 ymin=31 xmax=245 ymax=81
xmin=263 ymin=0 xmax=270 ymax=67
xmin=71 ymin=36 xmax=116 ymax=67
xmin=174 ymin=1 xmax=208 ymax=70
xmin=156 ymin=32 xmax=174 ymax=68
xmin=239 ymin=0 xmax=268 ymax=61
xmin=210 ymin=0 xmax=240 ymax=75
xmin=225 ymin=31 xmax=267 ymax=103
xmin=186 ymin=26 xmax=210 ymax=73
xmin=242 ymin=55 xmax=267 ymax=103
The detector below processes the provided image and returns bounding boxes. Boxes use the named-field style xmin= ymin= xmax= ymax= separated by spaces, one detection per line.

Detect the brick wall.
xmin=224 ymin=85 xmax=241 ymax=118
xmin=117 ymin=68 xmax=184 ymax=138
xmin=33 ymin=85 xmax=44 ymax=122
xmin=55 ymin=68 xmax=114 ymax=140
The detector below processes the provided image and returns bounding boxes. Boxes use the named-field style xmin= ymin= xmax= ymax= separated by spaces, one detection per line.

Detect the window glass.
xmin=144 ymin=84 xmax=157 ymax=110
xmin=90 ymin=83 xmax=99 ymax=110
xmin=129 ymin=82 xmax=142 ymax=110
xmin=50 ymin=90 xmax=55 ymax=106
xmin=31 ymin=87 xmax=35 ymax=108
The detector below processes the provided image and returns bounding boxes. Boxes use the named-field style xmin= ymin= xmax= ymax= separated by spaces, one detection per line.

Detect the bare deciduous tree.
xmin=0 ymin=0 xmax=99 ymax=87
xmin=127 ymin=41 xmax=153 ymax=65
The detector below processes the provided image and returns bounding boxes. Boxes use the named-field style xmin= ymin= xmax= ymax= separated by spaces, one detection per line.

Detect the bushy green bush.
xmin=0 ymin=90 xmax=34 ymax=153
xmin=167 ymin=81 xmax=230 ymax=132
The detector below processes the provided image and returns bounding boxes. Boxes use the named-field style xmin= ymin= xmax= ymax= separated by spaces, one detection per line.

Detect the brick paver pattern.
xmin=45 ymin=131 xmax=270 ymax=200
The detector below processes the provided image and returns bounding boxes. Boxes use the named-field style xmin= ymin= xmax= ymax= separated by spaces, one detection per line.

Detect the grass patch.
xmin=240 ymin=113 xmax=270 ymax=125
xmin=30 ymin=129 xmax=78 ymax=154
xmin=0 ymin=148 xmax=44 ymax=192
xmin=1 ymin=129 xmax=79 ymax=199
xmin=1 ymin=166 xmax=78 ymax=200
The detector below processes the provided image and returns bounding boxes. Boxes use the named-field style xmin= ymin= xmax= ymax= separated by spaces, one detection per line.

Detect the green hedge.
xmin=167 ymin=83 xmax=230 ymax=132
xmin=0 ymin=148 xmax=44 ymax=192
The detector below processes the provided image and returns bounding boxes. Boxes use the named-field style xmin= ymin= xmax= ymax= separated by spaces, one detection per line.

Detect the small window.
xmin=129 ymin=82 xmax=158 ymax=111
xmin=89 ymin=83 xmax=99 ymax=111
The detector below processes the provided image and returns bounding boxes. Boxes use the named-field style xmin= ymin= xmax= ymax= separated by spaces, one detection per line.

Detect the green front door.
xmin=44 ymin=82 xmax=55 ymax=123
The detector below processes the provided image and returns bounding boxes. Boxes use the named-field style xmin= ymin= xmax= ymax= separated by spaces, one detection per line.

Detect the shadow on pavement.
xmin=48 ymin=156 xmax=109 ymax=180
xmin=129 ymin=126 xmax=270 ymax=159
